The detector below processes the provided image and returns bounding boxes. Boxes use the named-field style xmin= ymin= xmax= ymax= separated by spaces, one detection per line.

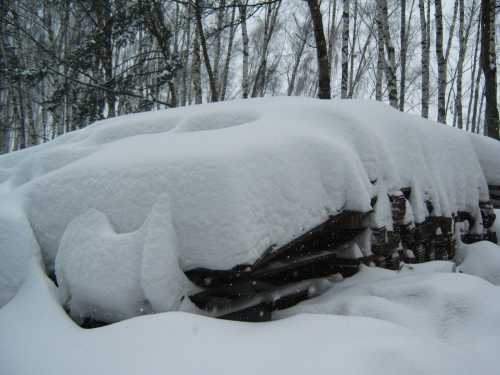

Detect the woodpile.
xmin=185 ymin=186 xmax=498 ymax=322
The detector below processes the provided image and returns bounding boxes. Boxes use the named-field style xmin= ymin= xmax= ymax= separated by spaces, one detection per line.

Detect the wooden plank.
xmin=251 ymin=249 xmax=360 ymax=284
xmin=491 ymin=198 xmax=500 ymax=209
xmin=489 ymin=185 xmax=500 ymax=194
xmin=218 ymin=303 xmax=273 ymax=322
xmin=253 ymin=211 xmax=366 ymax=268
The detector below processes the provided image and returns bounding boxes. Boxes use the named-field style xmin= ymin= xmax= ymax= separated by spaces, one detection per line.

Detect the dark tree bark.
xmin=194 ymin=0 xmax=218 ymax=102
xmin=418 ymin=0 xmax=430 ymax=118
xmin=307 ymin=0 xmax=331 ymax=99
xmin=455 ymin=0 xmax=465 ymax=129
xmin=399 ymin=0 xmax=407 ymax=111
xmin=435 ymin=0 xmax=447 ymax=123
xmin=480 ymin=0 xmax=499 ymax=139
xmin=378 ymin=0 xmax=398 ymax=108
xmin=341 ymin=0 xmax=349 ymax=98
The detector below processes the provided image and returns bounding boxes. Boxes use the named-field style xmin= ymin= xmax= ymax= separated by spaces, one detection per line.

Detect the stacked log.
xmin=185 ymin=186 xmax=497 ymax=322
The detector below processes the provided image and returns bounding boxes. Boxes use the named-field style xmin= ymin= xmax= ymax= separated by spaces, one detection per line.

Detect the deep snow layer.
xmin=2 ymin=261 xmax=500 ymax=375
xmin=0 ymin=97 xmax=498 ymax=312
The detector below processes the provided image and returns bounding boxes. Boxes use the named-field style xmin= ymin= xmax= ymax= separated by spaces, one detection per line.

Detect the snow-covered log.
xmin=0 ymin=97 xmax=499 ymax=322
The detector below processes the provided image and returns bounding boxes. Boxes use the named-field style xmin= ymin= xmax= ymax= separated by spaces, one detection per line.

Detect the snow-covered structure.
xmin=0 ymin=97 xmax=499 ymax=322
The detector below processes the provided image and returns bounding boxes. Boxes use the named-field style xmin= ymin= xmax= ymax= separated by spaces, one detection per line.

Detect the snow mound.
xmin=1 ymin=262 xmax=499 ymax=375
xmin=0 ymin=97 xmax=495 ymax=312
xmin=0 ymin=198 xmax=40 ymax=306
xmin=55 ymin=196 xmax=194 ymax=322
xmin=276 ymin=264 xmax=500 ymax=343
xmin=455 ymin=241 xmax=500 ymax=285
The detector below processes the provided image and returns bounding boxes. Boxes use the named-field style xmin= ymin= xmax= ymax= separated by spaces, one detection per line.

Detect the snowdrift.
xmin=1 ymin=262 xmax=500 ymax=375
xmin=1 ymin=97 xmax=499 ymax=320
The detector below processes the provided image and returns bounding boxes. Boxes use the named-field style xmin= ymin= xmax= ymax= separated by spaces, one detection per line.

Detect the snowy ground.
xmin=2 ymin=247 xmax=500 ymax=375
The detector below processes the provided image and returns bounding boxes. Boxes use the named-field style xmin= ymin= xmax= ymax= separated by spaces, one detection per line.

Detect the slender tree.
xmin=480 ymin=0 xmax=499 ymax=139
xmin=341 ymin=0 xmax=350 ymax=98
xmin=239 ymin=1 xmax=250 ymax=99
xmin=378 ymin=0 xmax=398 ymax=108
xmin=400 ymin=0 xmax=407 ymax=111
xmin=307 ymin=0 xmax=331 ymax=99
xmin=434 ymin=0 xmax=446 ymax=123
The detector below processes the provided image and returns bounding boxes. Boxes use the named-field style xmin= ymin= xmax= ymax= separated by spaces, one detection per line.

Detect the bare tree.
xmin=377 ymin=0 xmax=398 ymax=108
xmin=239 ymin=1 xmax=250 ymax=99
xmin=341 ymin=0 xmax=349 ymax=98
xmin=307 ymin=0 xmax=331 ymax=99
xmin=400 ymin=0 xmax=407 ymax=111
xmin=434 ymin=0 xmax=447 ymax=123
xmin=480 ymin=0 xmax=499 ymax=139
xmin=194 ymin=0 xmax=218 ymax=102
xmin=419 ymin=0 xmax=431 ymax=118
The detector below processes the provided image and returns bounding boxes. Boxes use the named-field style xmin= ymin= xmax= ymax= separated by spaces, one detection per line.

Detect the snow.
xmin=0 ymin=97 xmax=496 ymax=317
xmin=274 ymin=264 xmax=500 ymax=369
xmin=2 ymin=260 xmax=500 ymax=375
xmin=0 ymin=197 xmax=41 ymax=306
xmin=455 ymin=241 xmax=500 ymax=285
xmin=469 ymin=133 xmax=500 ymax=185
xmin=55 ymin=196 xmax=195 ymax=323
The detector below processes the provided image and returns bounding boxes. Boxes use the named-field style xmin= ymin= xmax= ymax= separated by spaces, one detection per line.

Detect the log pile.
xmin=185 ymin=187 xmax=497 ymax=322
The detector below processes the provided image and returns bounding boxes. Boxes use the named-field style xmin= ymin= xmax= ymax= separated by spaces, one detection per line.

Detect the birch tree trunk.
xmin=192 ymin=31 xmax=203 ymax=104
xmin=455 ymin=0 xmax=465 ymax=129
xmin=341 ymin=0 xmax=349 ymax=98
xmin=480 ymin=0 xmax=499 ymax=139
xmin=399 ymin=0 xmax=407 ymax=111
xmin=181 ymin=2 xmax=192 ymax=107
xmin=307 ymin=0 xmax=331 ymax=99
xmin=220 ymin=3 xmax=237 ymax=101
xmin=418 ymin=0 xmax=431 ymax=118
xmin=469 ymin=17 xmax=482 ymax=133
xmin=239 ymin=1 xmax=249 ymax=99
xmin=379 ymin=0 xmax=398 ymax=108
xmin=348 ymin=0 xmax=358 ymax=97
xmin=434 ymin=0 xmax=447 ymax=123
xmin=376 ymin=1 xmax=385 ymax=101
xmin=327 ymin=0 xmax=338 ymax=74
xmin=212 ymin=0 xmax=226 ymax=100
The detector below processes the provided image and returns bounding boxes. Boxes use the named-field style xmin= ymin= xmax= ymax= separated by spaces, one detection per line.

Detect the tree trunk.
xmin=378 ymin=0 xmax=398 ymax=108
xmin=212 ymin=0 xmax=226 ymax=101
xmin=239 ymin=1 xmax=249 ymax=99
xmin=418 ymin=0 xmax=431 ymax=118
xmin=399 ymin=0 xmax=407 ymax=111
xmin=435 ymin=0 xmax=447 ymax=123
xmin=466 ymin=6 xmax=480 ymax=131
xmin=307 ymin=0 xmax=331 ymax=99
xmin=220 ymin=3 xmax=237 ymax=101
xmin=376 ymin=1 xmax=385 ymax=101
xmin=192 ymin=31 xmax=203 ymax=104
xmin=327 ymin=0 xmax=338 ymax=74
xmin=480 ymin=0 xmax=499 ymax=139
xmin=455 ymin=0 xmax=465 ymax=129
xmin=194 ymin=0 xmax=218 ymax=102
xmin=348 ymin=0 xmax=358 ymax=97
xmin=341 ymin=0 xmax=349 ymax=98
